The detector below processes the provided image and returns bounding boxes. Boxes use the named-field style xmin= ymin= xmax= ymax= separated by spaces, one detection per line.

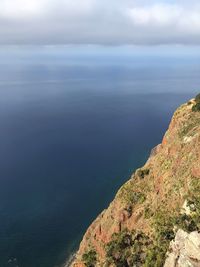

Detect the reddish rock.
xmin=72 ymin=100 xmax=200 ymax=266
xmin=192 ymin=167 xmax=200 ymax=178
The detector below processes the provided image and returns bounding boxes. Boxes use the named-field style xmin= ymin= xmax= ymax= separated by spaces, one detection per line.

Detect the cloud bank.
xmin=0 ymin=0 xmax=200 ymax=45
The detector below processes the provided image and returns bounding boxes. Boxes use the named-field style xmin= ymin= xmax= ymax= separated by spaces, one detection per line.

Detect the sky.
xmin=0 ymin=0 xmax=200 ymax=45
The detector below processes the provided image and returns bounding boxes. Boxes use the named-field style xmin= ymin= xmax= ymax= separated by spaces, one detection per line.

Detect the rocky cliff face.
xmin=72 ymin=95 xmax=200 ymax=267
xmin=164 ymin=229 xmax=200 ymax=267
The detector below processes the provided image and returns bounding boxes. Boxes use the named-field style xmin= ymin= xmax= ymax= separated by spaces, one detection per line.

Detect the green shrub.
xmin=137 ymin=168 xmax=150 ymax=179
xmin=106 ymin=230 xmax=132 ymax=266
xmin=179 ymin=117 xmax=200 ymax=137
xmin=148 ymin=210 xmax=176 ymax=266
xmin=118 ymin=180 xmax=146 ymax=205
xmin=106 ymin=230 xmax=152 ymax=267
xmin=106 ymin=209 xmax=178 ymax=267
xmin=192 ymin=93 xmax=200 ymax=112
xmin=195 ymin=93 xmax=200 ymax=102
xmin=130 ymin=192 xmax=146 ymax=205
xmin=174 ymin=213 xmax=198 ymax=232
xmin=192 ymin=102 xmax=200 ymax=112
xmin=190 ymin=178 xmax=200 ymax=193
xmin=144 ymin=207 xmax=154 ymax=219
xmin=153 ymin=211 xmax=175 ymax=242
xmin=144 ymin=245 xmax=167 ymax=267
xmin=82 ymin=249 xmax=97 ymax=267
xmin=181 ymin=179 xmax=200 ymax=230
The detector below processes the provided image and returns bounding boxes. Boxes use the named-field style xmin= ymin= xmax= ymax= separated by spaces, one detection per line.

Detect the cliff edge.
xmin=72 ymin=94 xmax=200 ymax=267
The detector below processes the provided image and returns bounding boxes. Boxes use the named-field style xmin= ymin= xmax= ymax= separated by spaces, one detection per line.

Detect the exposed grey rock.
xmin=164 ymin=229 xmax=200 ymax=267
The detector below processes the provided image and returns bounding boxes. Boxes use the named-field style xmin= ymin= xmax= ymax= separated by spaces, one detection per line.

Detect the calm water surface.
xmin=0 ymin=46 xmax=199 ymax=267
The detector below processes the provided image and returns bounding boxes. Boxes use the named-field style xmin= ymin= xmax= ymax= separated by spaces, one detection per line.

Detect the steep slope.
xmin=72 ymin=95 xmax=200 ymax=267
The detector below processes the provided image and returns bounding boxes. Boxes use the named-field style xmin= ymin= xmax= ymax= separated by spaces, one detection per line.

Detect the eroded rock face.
xmin=164 ymin=229 xmax=200 ymax=267
xmin=72 ymin=97 xmax=200 ymax=267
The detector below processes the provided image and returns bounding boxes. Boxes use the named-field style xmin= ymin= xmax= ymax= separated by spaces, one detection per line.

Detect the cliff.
xmin=72 ymin=94 xmax=200 ymax=267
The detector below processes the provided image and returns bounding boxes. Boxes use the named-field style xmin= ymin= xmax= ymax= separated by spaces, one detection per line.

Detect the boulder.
xmin=164 ymin=230 xmax=200 ymax=267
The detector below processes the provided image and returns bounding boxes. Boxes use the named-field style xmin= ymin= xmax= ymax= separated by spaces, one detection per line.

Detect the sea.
xmin=0 ymin=45 xmax=199 ymax=267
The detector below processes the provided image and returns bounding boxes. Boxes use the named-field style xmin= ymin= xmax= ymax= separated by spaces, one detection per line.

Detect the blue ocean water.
xmin=0 ymin=46 xmax=199 ymax=267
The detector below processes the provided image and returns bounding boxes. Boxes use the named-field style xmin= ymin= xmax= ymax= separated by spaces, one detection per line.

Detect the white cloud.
xmin=127 ymin=4 xmax=182 ymax=26
xmin=0 ymin=0 xmax=44 ymax=18
xmin=178 ymin=11 xmax=200 ymax=33
xmin=127 ymin=3 xmax=200 ymax=33
xmin=0 ymin=0 xmax=200 ymax=45
xmin=0 ymin=0 xmax=96 ymax=19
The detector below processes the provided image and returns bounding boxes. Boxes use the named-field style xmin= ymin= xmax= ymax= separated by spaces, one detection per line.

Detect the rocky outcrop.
xmin=164 ymin=230 xmax=200 ymax=267
xmin=72 ymin=95 xmax=200 ymax=267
